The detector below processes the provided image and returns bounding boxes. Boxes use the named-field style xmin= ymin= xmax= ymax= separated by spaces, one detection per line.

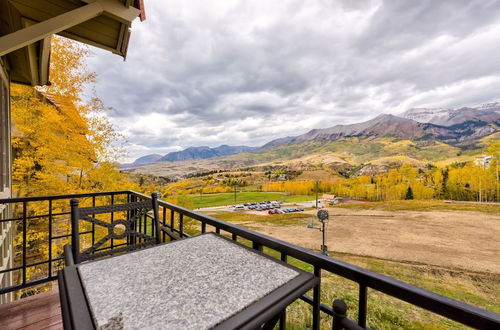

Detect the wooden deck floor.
xmin=0 ymin=284 xmax=62 ymax=330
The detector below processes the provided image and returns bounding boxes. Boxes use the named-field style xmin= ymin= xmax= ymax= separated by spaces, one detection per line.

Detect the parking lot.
xmin=198 ymin=200 xmax=311 ymax=214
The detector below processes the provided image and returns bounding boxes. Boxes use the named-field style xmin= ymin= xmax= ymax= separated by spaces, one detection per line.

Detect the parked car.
xmin=234 ymin=205 xmax=245 ymax=211
xmin=268 ymin=210 xmax=275 ymax=214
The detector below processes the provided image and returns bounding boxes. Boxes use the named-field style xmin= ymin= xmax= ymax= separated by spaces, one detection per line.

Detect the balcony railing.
xmin=0 ymin=190 xmax=499 ymax=329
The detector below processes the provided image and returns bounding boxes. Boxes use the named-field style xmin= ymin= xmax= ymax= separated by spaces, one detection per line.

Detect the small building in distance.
xmin=474 ymin=155 xmax=492 ymax=168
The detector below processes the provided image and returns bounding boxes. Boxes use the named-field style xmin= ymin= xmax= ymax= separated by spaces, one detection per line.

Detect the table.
xmin=58 ymin=233 xmax=318 ymax=330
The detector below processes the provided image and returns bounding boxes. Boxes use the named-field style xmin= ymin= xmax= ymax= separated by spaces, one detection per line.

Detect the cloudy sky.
xmin=86 ymin=0 xmax=500 ymax=162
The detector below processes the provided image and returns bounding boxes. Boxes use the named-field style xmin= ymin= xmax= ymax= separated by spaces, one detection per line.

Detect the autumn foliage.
xmin=10 ymin=36 xmax=136 ymax=294
xmin=262 ymin=153 xmax=499 ymax=202
xmin=11 ymin=36 xmax=133 ymax=197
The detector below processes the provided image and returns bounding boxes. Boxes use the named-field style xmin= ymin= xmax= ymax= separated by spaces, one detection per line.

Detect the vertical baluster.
xmin=130 ymin=195 xmax=137 ymax=245
xmin=215 ymin=227 xmax=220 ymax=234
xmin=179 ymin=213 xmax=184 ymax=238
xmin=91 ymin=196 xmax=96 ymax=246
xmin=126 ymin=193 xmax=130 ymax=245
xmin=358 ymin=283 xmax=367 ymax=328
xmin=138 ymin=205 xmax=143 ymax=242
xmin=279 ymin=252 xmax=288 ymax=330
xmin=170 ymin=209 xmax=174 ymax=230
xmin=162 ymin=206 xmax=166 ymax=243
xmin=110 ymin=195 xmax=115 ymax=250
xmin=312 ymin=266 xmax=321 ymax=330
xmin=231 ymin=233 xmax=237 ymax=241
xmin=48 ymin=200 xmax=53 ymax=278
xmin=143 ymin=206 xmax=147 ymax=239
xmin=201 ymin=222 xmax=206 ymax=234
xmin=252 ymin=241 xmax=262 ymax=251
xmin=22 ymin=202 xmax=27 ymax=285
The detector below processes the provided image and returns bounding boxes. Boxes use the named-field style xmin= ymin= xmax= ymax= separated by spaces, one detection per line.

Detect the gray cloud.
xmin=86 ymin=0 xmax=500 ymax=162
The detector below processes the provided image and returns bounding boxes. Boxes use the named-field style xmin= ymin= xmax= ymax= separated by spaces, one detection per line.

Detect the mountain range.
xmin=127 ymin=145 xmax=255 ymax=166
xmin=125 ymin=102 xmax=499 ymax=167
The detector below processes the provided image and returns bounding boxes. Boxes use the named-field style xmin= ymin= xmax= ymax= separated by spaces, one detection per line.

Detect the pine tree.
xmin=405 ymin=186 xmax=414 ymax=200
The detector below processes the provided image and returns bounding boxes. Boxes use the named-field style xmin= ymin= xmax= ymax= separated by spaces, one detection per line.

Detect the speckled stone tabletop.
xmin=78 ymin=233 xmax=299 ymax=330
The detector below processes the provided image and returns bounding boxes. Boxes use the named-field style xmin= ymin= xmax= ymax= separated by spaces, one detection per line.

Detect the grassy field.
xmin=336 ymin=199 xmax=500 ymax=214
xmin=202 ymin=206 xmax=500 ymax=329
xmin=283 ymin=252 xmax=499 ymax=329
xmin=208 ymin=232 xmax=498 ymax=329
xmin=188 ymin=192 xmax=312 ymax=208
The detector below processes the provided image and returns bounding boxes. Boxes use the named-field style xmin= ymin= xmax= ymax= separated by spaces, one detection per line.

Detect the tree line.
xmin=263 ymin=146 xmax=500 ymax=202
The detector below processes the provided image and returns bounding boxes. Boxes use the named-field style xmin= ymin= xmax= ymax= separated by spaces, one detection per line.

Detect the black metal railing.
xmin=0 ymin=190 xmax=499 ymax=329
xmin=0 ymin=191 xmax=131 ymax=297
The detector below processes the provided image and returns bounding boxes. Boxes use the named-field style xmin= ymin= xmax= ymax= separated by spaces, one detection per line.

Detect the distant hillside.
xmin=124 ymin=145 xmax=255 ymax=166
xmin=261 ymin=113 xmax=498 ymax=149
xmin=133 ymin=154 xmax=163 ymax=165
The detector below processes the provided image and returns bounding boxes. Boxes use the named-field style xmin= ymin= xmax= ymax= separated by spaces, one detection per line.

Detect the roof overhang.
xmin=0 ymin=0 xmax=145 ymax=86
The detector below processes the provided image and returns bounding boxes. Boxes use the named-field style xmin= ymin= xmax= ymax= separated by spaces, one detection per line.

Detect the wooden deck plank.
xmin=0 ymin=283 xmax=62 ymax=330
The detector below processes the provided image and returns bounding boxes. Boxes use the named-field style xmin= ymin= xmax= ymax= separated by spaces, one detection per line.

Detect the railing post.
xmin=312 ymin=266 xmax=321 ymax=330
xmin=152 ymin=192 xmax=161 ymax=244
xmin=129 ymin=194 xmax=137 ymax=245
xmin=279 ymin=253 xmax=288 ymax=330
xmin=201 ymin=221 xmax=206 ymax=234
xmin=22 ymin=202 xmax=27 ymax=285
xmin=70 ymin=199 xmax=80 ymax=264
xmin=332 ymin=299 xmax=347 ymax=330
xmin=48 ymin=200 xmax=53 ymax=278
xmin=179 ymin=213 xmax=184 ymax=238
xmin=161 ymin=206 xmax=167 ymax=243
xmin=91 ymin=195 xmax=96 ymax=246
xmin=358 ymin=283 xmax=367 ymax=328
xmin=170 ymin=210 xmax=175 ymax=234
xmin=110 ymin=194 xmax=115 ymax=249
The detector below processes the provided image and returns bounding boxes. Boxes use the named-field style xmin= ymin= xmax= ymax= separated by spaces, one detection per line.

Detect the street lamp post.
xmin=315 ymin=180 xmax=319 ymax=209
xmin=307 ymin=209 xmax=330 ymax=256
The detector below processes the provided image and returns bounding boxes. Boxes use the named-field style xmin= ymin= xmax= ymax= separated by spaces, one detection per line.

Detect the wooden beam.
xmin=0 ymin=0 xmax=139 ymax=57
xmin=0 ymin=2 xmax=103 ymax=57
xmin=39 ymin=36 xmax=51 ymax=85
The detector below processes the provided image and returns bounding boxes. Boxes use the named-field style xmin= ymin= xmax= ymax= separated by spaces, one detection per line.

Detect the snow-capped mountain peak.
xmin=401 ymin=103 xmax=500 ymax=126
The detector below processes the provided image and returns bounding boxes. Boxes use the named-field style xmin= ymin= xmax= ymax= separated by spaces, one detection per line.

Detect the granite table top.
xmin=77 ymin=233 xmax=301 ymax=330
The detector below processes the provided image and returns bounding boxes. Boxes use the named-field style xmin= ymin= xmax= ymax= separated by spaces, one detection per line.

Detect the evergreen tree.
xmin=405 ymin=186 xmax=414 ymax=200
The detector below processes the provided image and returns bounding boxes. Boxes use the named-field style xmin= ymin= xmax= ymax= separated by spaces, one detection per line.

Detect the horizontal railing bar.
xmin=52 ymin=230 xmax=92 ymax=240
xmin=0 ymin=211 xmax=71 ymax=223
xmin=0 ymin=191 xmax=130 ymax=204
xmin=0 ymin=276 xmax=58 ymax=295
xmin=0 ymin=256 xmax=64 ymax=275
xmin=300 ymin=294 xmax=334 ymax=316
xmin=93 ymin=242 xmax=128 ymax=253
xmin=130 ymin=190 xmax=500 ymax=329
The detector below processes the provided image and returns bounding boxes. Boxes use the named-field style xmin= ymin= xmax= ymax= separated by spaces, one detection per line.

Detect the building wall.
xmin=0 ymin=58 xmax=13 ymax=303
